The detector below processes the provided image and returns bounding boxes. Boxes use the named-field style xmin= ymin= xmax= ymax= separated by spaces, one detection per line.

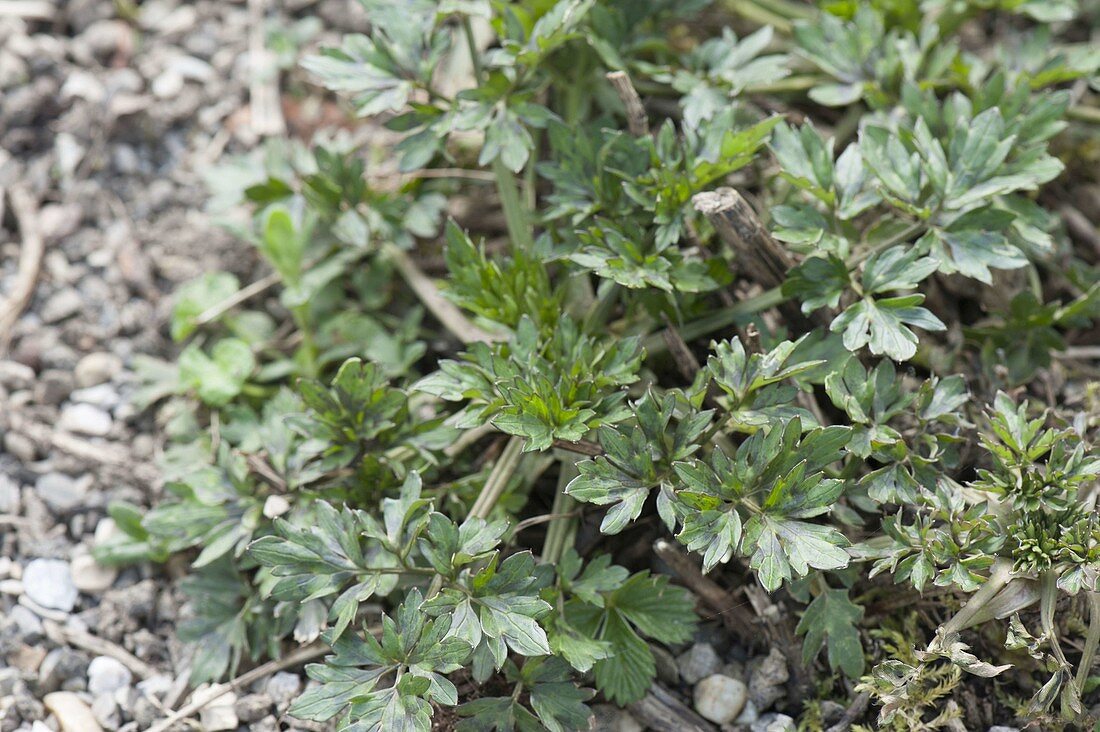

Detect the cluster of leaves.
xmin=108 ymin=0 xmax=1100 ymax=729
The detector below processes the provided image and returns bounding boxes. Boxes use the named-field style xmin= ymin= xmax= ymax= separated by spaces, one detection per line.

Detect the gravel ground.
xmin=0 ymin=1 xmax=365 ymax=729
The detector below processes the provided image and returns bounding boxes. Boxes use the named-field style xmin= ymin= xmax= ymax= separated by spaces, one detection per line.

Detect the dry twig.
xmin=247 ymin=0 xmax=286 ymax=137
xmin=147 ymin=641 xmax=331 ymax=732
xmin=825 ymin=690 xmax=871 ymax=732
xmin=653 ymin=539 xmax=761 ymax=646
xmin=607 ymin=71 xmax=650 ymax=137
xmin=384 ymin=243 xmax=503 ymax=344
xmin=43 ymin=621 xmax=159 ymax=680
xmin=0 ymin=187 xmax=46 ymax=352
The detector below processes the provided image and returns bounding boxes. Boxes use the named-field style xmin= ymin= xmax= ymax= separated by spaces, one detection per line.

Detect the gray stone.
xmin=23 ymin=558 xmax=79 ymax=612
xmin=988 ymin=727 xmax=1020 ymax=732
xmin=37 ymin=203 xmax=84 ymax=243
xmin=91 ymin=692 xmax=120 ymax=729
xmin=9 ymin=605 xmax=44 ymax=642
xmin=74 ymin=352 xmax=123 ymax=388
xmin=234 ymin=693 xmax=273 ymax=723
xmin=167 ymin=55 xmax=214 ymax=82
xmin=35 ymin=472 xmax=87 ymax=513
xmin=752 ymin=713 xmax=796 ymax=732
xmin=80 ymin=19 xmax=128 ymax=59
xmin=677 ymin=642 xmax=723 ymax=685
xmin=266 ymin=671 xmax=302 ymax=706
xmin=736 ymin=699 xmax=760 ymax=725
xmin=70 ymin=383 xmax=121 ymax=409
xmin=131 ymin=694 xmax=160 ymax=727
xmin=38 ymin=648 xmax=89 ymax=693
xmin=88 ymin=656 xmax=132 ymax=696
xmin=59 ymin=403 xmax=112 ymax=436
xmin=35 ymin=369 xmax=75 ymax=405
xmin=693 ymin=674 xmax=748 ymax=725
xmin=820 ymin=700 xmax=845 ymax=724
xmin=748 ymin=647 xmax=789 ymax=710
xmin=0 ymin=475 xmax=21 ymax=513
xmin=589 ymin=704 xmax=643 ymax=732
xmin=40 ymin=288 xmax=83 ymax=323
xmin=0 ymin=360 xmax=34 ymax=389
xmin=4 ymin=430 xmax=37 ymax=462
xmin=151 ymin=69 xmax=183 ymax=98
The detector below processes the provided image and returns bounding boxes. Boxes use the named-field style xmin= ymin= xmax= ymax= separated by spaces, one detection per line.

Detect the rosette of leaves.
xmin=651 ymin=26 xmax=790 ymax=129
xmin=565 ymin=390 xmax=713 ymax=534
xmin=670 ymin=418 xmax=852 ymax=589
xmin=289 ymin=589 xmax=473 ymax=732
xmin=416 ymin=316 xmax=643 ymax=451
xmin=706 ymin=335 xmax=824 ymax=430
xmin=285 ymin=358 xmax=454 ymax=494
xmin=793 ymin=7 xmax=958 ymax=107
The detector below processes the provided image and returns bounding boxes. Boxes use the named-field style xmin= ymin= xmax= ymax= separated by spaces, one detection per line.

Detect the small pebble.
xmin=35 ymin=472 xmax=87 ymax=514
xmin=0 ymin=474 xmax=21 ymax=512
xmin=59 ymin=403 xmax=113 ymax=436
xmin=234 ymin=693 xmax=274 ymax=722
xmin=43 ymin=691 xmax=103 ymax=732
xmin=752 ymin=712 xmax=796 ymax=732
xmin=87 ymin=656 xmax=133 ymax=696
xmin=266 ymin=671 xmax=302 ymax=706
xmin=677 ymin=642 xmax=722 ymax=685
xmin=748 ymin=647 xmax=789 ymax=710
xmin=199 ymin=691 xmax=239 ymax=731
xmin=736 ymin=699 xmax=760 ymax=725
xmin=0 ymin=359 xmax=35 ymax=389
xmin=70 ymin=383 xmax=121 ymax=409
xmin=262 ymin=494 xmax=290 ymax=519
xmin=693 ymin=674 xmax=748 ymax=725
xmin=74 ymin=351 xmax=123 ymax=387
xmin=41 ymin=288 xmax=83 ymax=323
xmin=71 ymin=553 xmax=119 ymax=593
xmin=23 ymin=558 xmax=79 ymax=612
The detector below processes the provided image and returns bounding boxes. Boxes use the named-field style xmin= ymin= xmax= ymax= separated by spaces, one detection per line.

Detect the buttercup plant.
xmin=104 ymin=0 xmax=1100 ymax=729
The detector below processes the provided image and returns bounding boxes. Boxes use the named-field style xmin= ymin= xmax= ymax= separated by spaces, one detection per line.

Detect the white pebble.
xmin=88 ymin=656 xmax=133 ymax=696
xmin=23 ymin=559 xmax=78 ymax=612
xmin=58 ymin=403 xmax=112 ymax=436
xmin=71 ymin=554 xmax=118 ymax=594
xmin=693 ymin=674 xmax=748 ymax=725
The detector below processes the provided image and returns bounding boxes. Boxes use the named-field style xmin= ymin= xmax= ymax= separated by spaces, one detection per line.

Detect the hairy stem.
xmin=469 ymin=436 xmax=526 ymax=519
xmin=1076 ymin=591 xmax=1100 ymax=690
xmin=941 ymin=558 xmax=1015 ymax=636
xmin=542 ymin=459 xmax=579 ymax=564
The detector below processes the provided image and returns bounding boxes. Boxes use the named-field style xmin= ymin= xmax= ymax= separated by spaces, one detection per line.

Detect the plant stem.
xmin=384 ymin=242 xmax=501 ymax=344
xmin=584 ymin=280 xmax=621 ymax=333
xmin=1039 ymin=570 xmax=1070 ymax=667
xmin=542 ymin=459 xmax=579 ymax=564
xmin=1068 ymin=105 xmax=1100 ymax=125
xmin=940 ymin=558 xmax=1014 ymax=636
xmin=1076 ymin=591 xmax=1100 ymax=690
xmin=292 ymin=305 xmax=318 ymax=378
xmin=469 ymin=436 xmax=526 ymax=519
xmin=462 ymin=15 xmax=535 ymax=253
xmin=644 ymin=285 xmax=786 ymax=355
